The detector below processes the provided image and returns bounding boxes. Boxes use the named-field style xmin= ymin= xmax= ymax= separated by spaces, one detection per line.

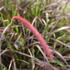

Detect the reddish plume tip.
xmin=12 ymin=16 xmax=54 ymax=59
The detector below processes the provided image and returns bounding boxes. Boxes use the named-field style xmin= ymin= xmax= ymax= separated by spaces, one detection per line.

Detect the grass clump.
xmin=0 ymin=0 xmax=70 ymax=70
